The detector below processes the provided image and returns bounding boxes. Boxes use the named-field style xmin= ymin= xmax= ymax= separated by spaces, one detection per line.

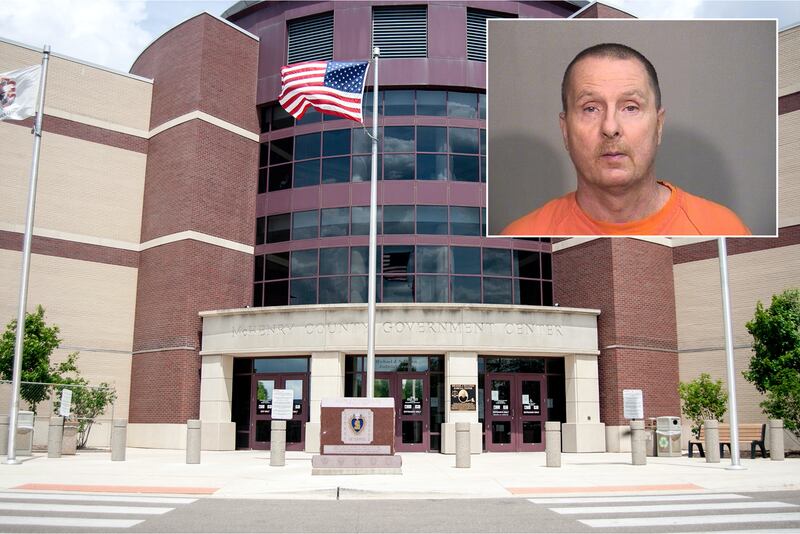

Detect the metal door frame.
xmin=249 ymin=372 xmax=309 ymax=451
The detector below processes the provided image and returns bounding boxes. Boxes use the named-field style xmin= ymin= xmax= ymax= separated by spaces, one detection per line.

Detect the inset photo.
xmin=487 ymin=19 xmax=777 ymax=237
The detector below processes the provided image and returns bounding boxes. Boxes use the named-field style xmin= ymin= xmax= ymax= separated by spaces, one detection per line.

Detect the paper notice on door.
xmin=491 ymin=390 xmax=499 ymax=401
xmin=522 ymin=394 xmax=530 ymax=404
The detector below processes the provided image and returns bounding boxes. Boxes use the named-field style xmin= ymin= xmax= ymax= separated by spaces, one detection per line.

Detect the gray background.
xmin=487 ymin=20 xmax=777 ymax=236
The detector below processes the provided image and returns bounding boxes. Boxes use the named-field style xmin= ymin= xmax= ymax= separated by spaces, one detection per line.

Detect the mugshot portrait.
xmin=486 ymin=19 xmax=777 ymax=237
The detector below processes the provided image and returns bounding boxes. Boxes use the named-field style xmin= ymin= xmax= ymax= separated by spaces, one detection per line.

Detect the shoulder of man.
xmin=674 ymin=186 xmax=751 ymax=236
xmin=500 ymin=194 xmax=575 ymax=235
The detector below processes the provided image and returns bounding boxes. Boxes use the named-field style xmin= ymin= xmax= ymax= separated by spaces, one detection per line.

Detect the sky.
xmin=0 ymin=0 xmax=798 ymax=73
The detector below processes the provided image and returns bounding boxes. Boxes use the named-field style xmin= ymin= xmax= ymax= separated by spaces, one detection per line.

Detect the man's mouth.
xmin=600 ymin=151 xmax=627 ymax=160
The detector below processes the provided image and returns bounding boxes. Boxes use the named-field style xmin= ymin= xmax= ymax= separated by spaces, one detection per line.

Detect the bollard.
xmin=270 ymin=420 xmax=286 ymax=467
xmin=111 ymin=419 xmax=127 ymax=462
xmin=545 ymin=421 xmax=561 ymax=467
xmin=630 ymin=420 xmax=646 ymax=465
xmin=186 ymin=420 xmax=201 ymax=464
xmin=0 ymin=415 xmax=8 ymax=456
xmin=455 ymin=422 xmax=470 ymax=468
xmin=769 ymin=419 xmax=785 ymax=461
xmin=704 ymin=420 xmax=720 ymax=463
xmin=48 ymin=416 xmax=64 ymax=458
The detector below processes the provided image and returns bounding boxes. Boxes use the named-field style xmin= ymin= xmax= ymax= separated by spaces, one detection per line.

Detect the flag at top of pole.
xmin=0 ymin=65 xmax=42 ymax=121
xmin=279 ymin=60 xmax=369 ymax=123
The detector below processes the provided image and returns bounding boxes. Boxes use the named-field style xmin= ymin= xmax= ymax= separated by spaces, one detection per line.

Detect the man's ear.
xmin=559 ymin=111 xmax=569 ymax=152
xmin=656 ymin=107 xmax=665 ymax=145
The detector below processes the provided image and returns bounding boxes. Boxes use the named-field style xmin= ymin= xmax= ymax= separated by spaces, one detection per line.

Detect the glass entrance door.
xmin=375 ymin=372 xmax=429 ymax=452
xmin=250 ymin=373 xmax=308 ymax=451
xmin=484 ymin=373 xmax=547 ymax=452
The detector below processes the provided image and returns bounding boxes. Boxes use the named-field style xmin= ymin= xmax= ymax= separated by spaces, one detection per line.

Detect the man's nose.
xmin=601 ymin=110 xmax=620 ymax=138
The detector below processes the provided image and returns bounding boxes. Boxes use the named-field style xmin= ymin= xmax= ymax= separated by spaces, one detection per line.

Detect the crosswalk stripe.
xmin=0 ymin=502 xmax=174 ymax=515
xmin=553 ymin=500 xmax=797 ymax=515
xmin=0 ymin=491 xmax=196 ymax=504
xmin=0 ymin=516 xmax=143 ymax=529
xmin=529 ymin=493 xmax=749 ymax=504
xmin=581 ymin=512 xmax=800 ymax=528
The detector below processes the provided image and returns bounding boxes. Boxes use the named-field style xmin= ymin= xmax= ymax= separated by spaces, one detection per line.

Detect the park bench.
xmin=687 ymin=423 xmax=766 ymax=459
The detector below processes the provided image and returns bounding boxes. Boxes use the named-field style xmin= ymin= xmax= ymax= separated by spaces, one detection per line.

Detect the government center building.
xmin=1 ymin=1 xmax=799 ymax=455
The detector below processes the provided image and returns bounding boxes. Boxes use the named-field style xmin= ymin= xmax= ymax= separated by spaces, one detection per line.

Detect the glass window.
xmin=290 ymin=278 xmax=317 ymax=305
xmin=483 ymin=248 xmax=511 ymax=276
xmin=350 ymin=246 xmax=369 ymax=274
xmin=542 ymin=253 xmax=553 ymax=280
xmin=270 ymin=137 xmax=293 ymax=164
xmin=515 ymin=278 xmax=541 ymax=305
xmin=383 ymin=126 xmax=414 ymax=152
xmin=259 ymin=107 xmax=270 ymax=134
xmin=322 ymin=156 xmax=350 ymax=184
xmin=416 ymin=275 xmax=448 ymax=302
xmin=292 ymin=210 xmax=318 ymax=240
xmin=447 ymin=91 xmax=478 ymax=118
xmin=352 ymin=127 xmax=375 ymax=154
xmin=481 ymin=156 xmax=487 ymax=183
xmin=417 ymin=126 xmax=447 ymax=152
xmin=258 ymin=169 xmax=267 ymax=194
xmin=291 ymin=249 xmax=318 ymax=277
xmin=451 ymin=246 xmax=481 ymax=274
xmin=296 ymin=107 xmax=321 ymax=125
xmin=323 ymin=129 xmax=351 ymax=156
xmin=384 ymin=90 xmax=414 ymax=115
xmin=383 ymin=205 xmax=414 ymax=234
xmin=479 ymin=93 xmax=486 ymax=120
xmin=362 ymin=89 xmax=382 ymax=117
xmin=417 ymin=90 xmax=446 ymax=116
xmin=452 ymin=276 xmax=481 ymax=303
xmin=383 ymin=245 xmax=414 ymax=274
xmin=480 ymin=129 xmax=486 ymax=155
xmin=383 ymin=276 xmax=414 ymax=302
xmin=266 ymin=213 xmax=290 ymax=243
xmin=265 ymin=252 xmax=290 ymax=280
xmin=416 ymin=205 xmax=448 ymax=234
xmin=259 ymin=143 xmax=269 ymax=167
xmin=253 ymin=283 xmax=263 ymax=307
xmin=450 ymin=206 xmax=480 ymax=236
xmin=294 ymin=160 xmax=320 ymax=188
xmin=449 ymin=128 xmax=479 ymax=154
xmin=254 ymin=255 xmax=264 ymax=282
xmin=450 ymin=155 xmax=479 ymax=182
xmin=268 ymin=164 xmax=292 ymax=191
xmin=417 ymin=245 xmax=448 ymax=273
xmin=543 ymin=281 xmax=553 ymax=306
xmin=514 ymin=250 xmax=540 ymax=278
xmin=319 ymin=276 xmax=348 ymax=304
xmin=483 ymin=277 xmax=512 ymax=304
xmin=256 ymin=217 xmax=265 ymax=246
xmin=352 ymin=155 xmax=381 ymax=182
xmin=350 ymin=276 xmax=368 ymax=303
xmin=295 ymin=132 xmax=321 ymax=160
xmin=264 ymin=280 xmax=289 ymax=306
xmin=254 ymin=357 xmax=309 ymax=373
xmin=416 ymin=154 xmax=447 ymax=181
xmin=384 ymin=154 xmax=414 ymax=180
xmin=321 ymin=207 xmax=350 ymax=237
xmin=272 ymin=105 xmax=293 ymax=130
xmin=351 ymin=206 xmax=373 ymax=235
xmin=320 ymin=247 xmax=348 ymax=275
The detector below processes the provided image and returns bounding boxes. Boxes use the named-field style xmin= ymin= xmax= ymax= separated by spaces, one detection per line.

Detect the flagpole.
xmin=5 ymin=45 xmax=51 ymax=465
xmin=366 ymin=47 xmax=380 ymax=398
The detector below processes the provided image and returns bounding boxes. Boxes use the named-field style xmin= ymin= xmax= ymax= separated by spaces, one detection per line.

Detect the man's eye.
xmin=623 ymin=105 xmax=639 ymax=112
xmin=583 ymin=105 xmax=598 ymax=113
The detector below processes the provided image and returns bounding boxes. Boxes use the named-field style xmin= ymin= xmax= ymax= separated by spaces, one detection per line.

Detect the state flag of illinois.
xmin=0 ymin=65 xmax=41 ymax=121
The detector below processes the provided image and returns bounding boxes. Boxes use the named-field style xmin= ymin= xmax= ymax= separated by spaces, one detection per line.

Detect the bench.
xmin=688 ymin=423 xmax=766 ymax=459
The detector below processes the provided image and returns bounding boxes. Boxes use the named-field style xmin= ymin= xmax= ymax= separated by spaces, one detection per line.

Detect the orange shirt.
xmin=501 ymin=182 xmax=751 ymax=236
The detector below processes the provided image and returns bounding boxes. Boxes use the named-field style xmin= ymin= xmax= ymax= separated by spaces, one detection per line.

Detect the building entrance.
xmin=484 ymin=373 xmax=547 ymax=452
xmin=250 ymin=373 xmax=308 ymax=450
xmin=374 ymin=372 xmax=429 ymax=452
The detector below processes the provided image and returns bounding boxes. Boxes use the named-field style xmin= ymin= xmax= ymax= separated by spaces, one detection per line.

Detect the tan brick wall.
xmin=780 ymin=25 xmax=800 ymax=96
xmin=780 ymin=111 xmax=800 ymax=226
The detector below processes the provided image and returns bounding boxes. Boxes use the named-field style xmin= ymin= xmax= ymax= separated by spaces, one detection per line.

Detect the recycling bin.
xmin=656 ymin=416 xmax=681 ymax=457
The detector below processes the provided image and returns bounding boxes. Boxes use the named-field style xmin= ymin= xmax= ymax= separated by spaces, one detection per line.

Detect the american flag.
xmin=279 ymin=60 xmax=369 ymax=123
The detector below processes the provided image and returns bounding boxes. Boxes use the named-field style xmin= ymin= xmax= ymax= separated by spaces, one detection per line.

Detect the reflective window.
xmin=290 ymin=278 xmax=317 ymax=305
xmin=296 ymin=108 xmax=321 ymax=125
xmin=416 ymin=275 xmax=448 ymax=302
xmin=319 ymin=276 xmax=348 ymax=303
xmin=294 ymin=160 xmax=320 ymax=187
xmin=416 ymin=154 xmax=447 ymax=180
xmin=264 ymin=280 xmax=289 ymax=306
xmin=272 ymin=106 xmax=293 ymax=130
xmin=320 ymin=247 xmax=348 ymax=275
xmin=515 ymin=250 xmax=540 ymax=278
xmin=451 ymin=206 xmax=480 ymax=236
xmin=383 ymin=246 xmax=414 ymax=274
xmin=259 ymin=143 xmax=269 ymax=167
xmin=416 ymin=205 xmax=448 ymax=234
xmin=254 ymin=255 xmax=264 ymax=282
xmin=350 ymin=276 xmax=368 ymax=303
xmin=322 ymin=156 xmax=350 ymax=184
xmin=323 ymin=129 xmax=351 ymax=156
xmin=479 ymin=93 xmax=486 ymax=120
xmin=292 ymin=210 xmax=318 ymax=240
xmin=452 ymin=276 xmax=481 ymax=302
xmin=543 ymin=281 xmax=553 ymax=306
xmin=383 ymin=275 xmax=414 ymax=302
xmin=417 ymin=90 xmax=446 ymax=116
xmin=450 ymin=155 xmax=479 ymax=182
xmin=417 ymin=126 xmax=447 ymax=152
xmin=253 ymin=283 xmax=263 ymax=306
xmin=383 ymin=205 xmax=414 ymax=234
xmin=483 ymin=277 xmax=512 ymax=304
xmin=255 ymin=216 xmax=265 ymax=245
xmin=266 ymin=214 xmax=290 ymax=243
xmin=384 ymin=154 xmax=414 ymax=180
xmin=451 ymin=246 xmax=481 ymax=274
xmin=254 ymin=357 xmax=309 ymax=373
xmin=417 ymin=246 xmax=448 ymax=273
xmin=448 ymin=91 xmax=478 ymax=118
xmin=515 ymin=278 xmax=541 ymax=305
xmin=270 ymin=137 xmax=293 ymax=164
xmin=385 ymin=90 xmax=414 ymax=116
xmin=542 ymin=253 xmax=553 ymax=280
xmin=258 ymin=168 xmax=267 ymax=194
xmin=383 ymin=126 xmax=414 ymax=152
xmin=352 ymin=155 xmax=381 ymax=182
xmin=320 ymin=207 xmax=350 ymax=237
xmin=291 ymin=249 xmax=318 ymax=277
xmin=352 ymin=128 xmax=374 ymax=154
xmin=295 ymin=132 xmax=321 ymax=160
xmin=265 ymin=253 xmax=290 ymax=280
xmin=350 ymin=246 xmax=369 ymax=274
xmin=351 ymin=206 xmax=371 ymax=235
xmin=449 ymin=128 xmax=479 ymax=154
xmin=268 ymin=164 xmax=292 ymax=191
xmin=483 ymin=248 xmax=511 ymax=276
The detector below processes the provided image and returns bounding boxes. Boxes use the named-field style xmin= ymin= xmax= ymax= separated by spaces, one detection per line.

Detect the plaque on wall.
xmin=450 ymin=384 xmax=476 ymax=411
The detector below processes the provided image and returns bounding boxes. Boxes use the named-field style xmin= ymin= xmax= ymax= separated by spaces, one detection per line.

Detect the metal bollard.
xmin=186 ymin=420 xmax=201 ymax=464
xmin=769 ymin=419 xmax=785 ymax=461
xmin=111 ymin=419 xmax=127 ymax=461
xmin=545 ymin=421 xmax=561 ymax=467
xmin=48 ymin=416 xmax=64 ymax=458
xmin=269 ymin=420 xmax=286 ymax=467
xmin=0 ymin=415 xmax=8 ymax=456
xmin=630 ymin=420 xmax=646 ymax=465
xmin=455 ymin=422 xmax=470 ymax=468
xmin=704 ymin=420 xmax=720 ymax=463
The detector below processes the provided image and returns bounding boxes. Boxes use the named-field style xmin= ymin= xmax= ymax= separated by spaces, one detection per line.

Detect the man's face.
xmin=560 ymin=56 xmax=665 ymax=193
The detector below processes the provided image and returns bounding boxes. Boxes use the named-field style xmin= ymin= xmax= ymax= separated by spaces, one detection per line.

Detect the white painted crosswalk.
xmin=530 ymin=492 xmax=800 ymax=532
xmin=0 ymin=490 xmax=196 ymax=531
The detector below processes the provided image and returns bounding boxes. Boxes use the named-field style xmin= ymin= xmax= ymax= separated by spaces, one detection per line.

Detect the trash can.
xmin=656 ymin=416 xmax=681 ymax=457
xmin=644 ymin=418 xmax=658 ymax=457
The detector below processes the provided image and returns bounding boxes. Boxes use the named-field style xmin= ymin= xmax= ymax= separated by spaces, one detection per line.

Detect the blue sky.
xmin=0 ymin=0 xmax=798 ymax=73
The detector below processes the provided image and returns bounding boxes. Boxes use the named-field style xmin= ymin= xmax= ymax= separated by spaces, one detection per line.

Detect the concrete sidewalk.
xmin=1 ymin=449 xmax=798 ymax=500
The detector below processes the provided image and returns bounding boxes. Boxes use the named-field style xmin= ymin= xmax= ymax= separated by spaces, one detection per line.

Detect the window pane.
xmin=265 ymin=252 xmax=290 ymax=280
xmin=481 ymin=156 xmax=487 ymax=183
xmin=515 ymin=278 xmax=541 ymax=305
xmin=416 ymin=205 xmax=448 ymax=234
xmin=268 ymin=164 xmax=292 ymax=191
xmin=258 ymin=168 xmax=267 ymax=193
xmin=416 ymin=155 xmax=447 ymax=181
xmin=514 ymin=250 xmax=540 ymax=278
xmin=452 ymin=276 xmax=481 ymax=303
xmin=451 ymin=155 xmax=479 ymax=182
xmin=322 ymin=156 xmax=350 ymax=184
xmin=543 ymin=281 xmax=553 ymax=306
xmin=352 ymin=127 xmax=374 ymax=154
xmin=384 ymin=154 xmax=414 ymax=180
xmin=319 ymin=276 xmax=348 ymax=304
xmin=321 ymin=207 xmax=350 ymax=237
xmin=294 ymin=159 xmax=320 ymax=188
xmin=266 ymin=214 xmax=290 ymax=243
xmin=417 ymin=126 xmax=447 ymax=152
xmin=362 ymin=89 xmax=382 ymax=117
xmin=296 ymin=107 xmax=321 ymax=125
xmin=479 ymin=93 xmax=486 ymax=120
xmin=295 ymin=132 xmax=321 ymax=160
xmin=383 ymin=205 xmax=414 ymax=234
xmin=254 ymin=255 xmax=264 ymax=282
xmin=272 ymin=105 xmax=293 ymax=130
xmin=352 ymin=155 xmax=381 ymax=182
xmin=253 ymin=282 xmax=263 ymax=307
xmin=270 ymin=137 xmax=293 ymax=164
xmin=417 ymin=90 xmax=446 ymax=116
xmin=417 ymin=245 xmax=448 ymax=273
xmin=447 ymin=91 xmax=478 ymax=118
xmin=383 ymin=245 xmax=414 ymax=275
xmin=449 ymin=128 xmax=479 ymax=154
xmin=256 ymin=216 xmax=265 ymax=246
xmin=483 ymin=277 xmax=512 ymax=304
xmin=291 ymin=249 xmax=318 ymax=277
xmin=292 ymin=210 xmax=318 ymax=240
xmin=320 ymin=247 xmax=348 ymax=275
xmin=384 ymin=126 xmax=414 ymax=152
xmin=450 ymin=206 xmax=480 ymax=236
xmin=383 ymin=276 xmax=414 ymax=302
xmin=259 ymin=143 xmax=269 ymax=167
xmin=451 ymin=246 xmax=480 ymax=274
xmin=384 ymin=90 xmax=414 ymax=116
xmin=323 ymin=129 xmax=351 ymax=156
xmin=350 ymin=246 xmax=368 ymax=274
xmin=351 ymin=206 xmax=371 ymax=235
xmin=264 ymin=280 xmax=289 ymax=306
xmin=480 ymin=129 xmax=486 ymax=155
xmin=350 ymin=276 xmax=368 ymax=303
xmin=483 ymin=248 xmax=511 ymax=276
xmin=416 ymin=275 xmax=448 ymax=302
xmin=542 ymin=253 xmax=552 ymax=280
xmin=290 ymin=278 xmax=317 ymax=305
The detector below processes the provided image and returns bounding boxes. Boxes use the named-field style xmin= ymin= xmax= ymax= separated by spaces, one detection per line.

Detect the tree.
xmin=678 ymin=373 xmax=728 ymax=439
xmin=53 ymin=371 xmax=118 ymax=449
xmin=745 ymin=289 xmax=800 ymax=437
